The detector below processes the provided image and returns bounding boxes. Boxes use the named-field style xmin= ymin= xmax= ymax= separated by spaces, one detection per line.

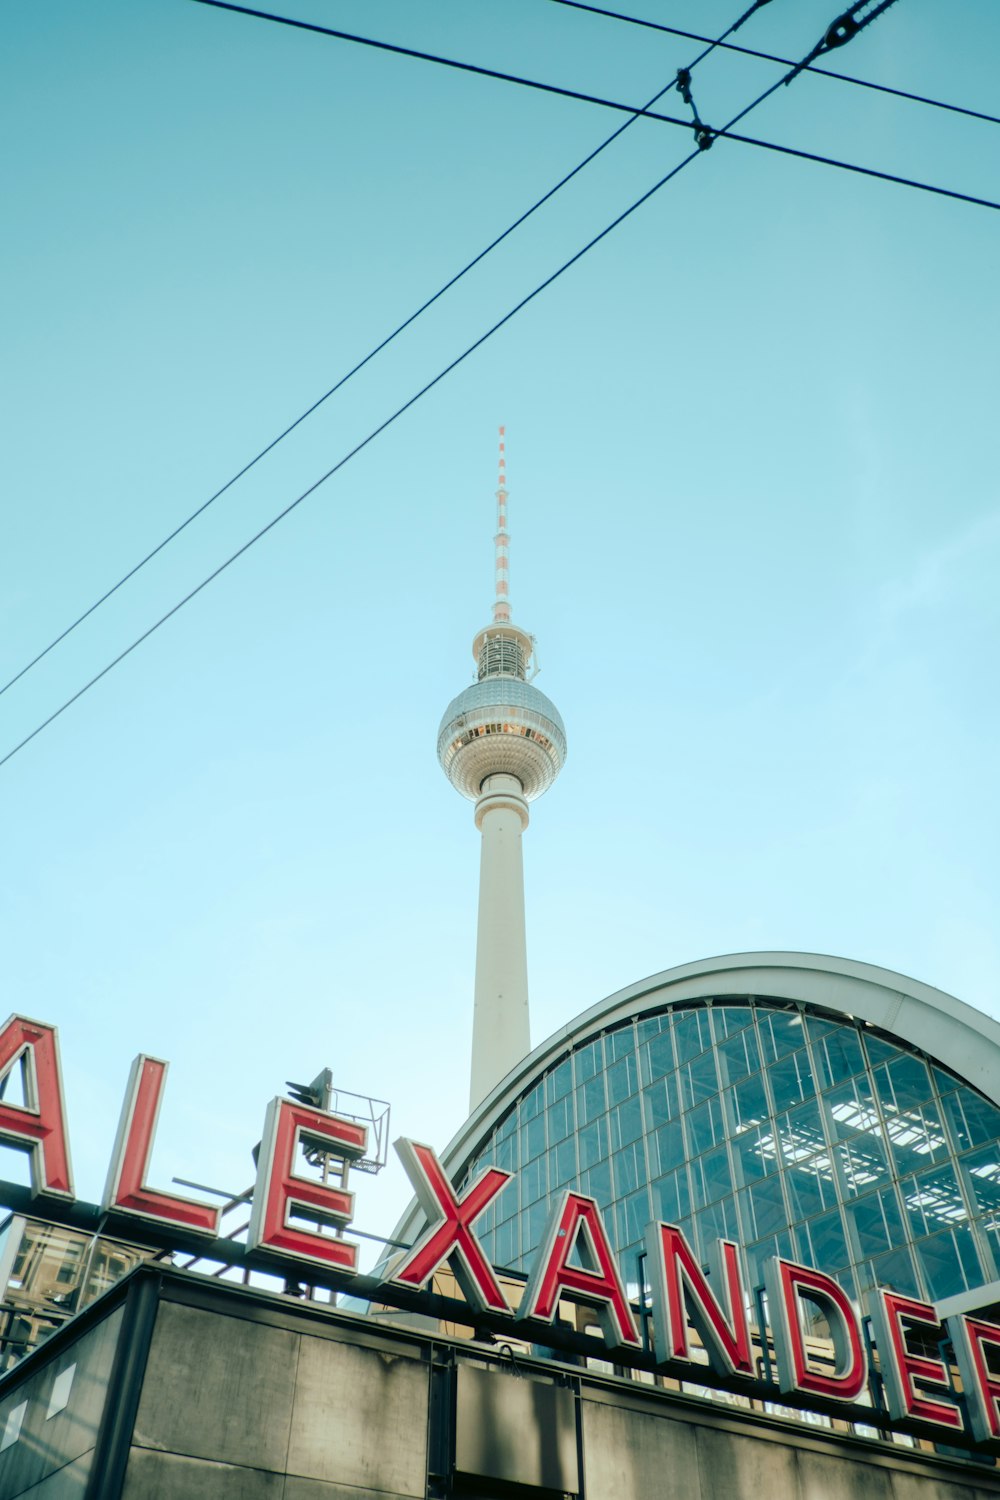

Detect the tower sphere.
xmin=438 ymin=666 xmax=567 ymax=802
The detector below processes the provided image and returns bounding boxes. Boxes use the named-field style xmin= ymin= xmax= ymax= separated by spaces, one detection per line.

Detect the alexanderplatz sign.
xmin=4 ymin=1016 xmax=1000 ymax=1453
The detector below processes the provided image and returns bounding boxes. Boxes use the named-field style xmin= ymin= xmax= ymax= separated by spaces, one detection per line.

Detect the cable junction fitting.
xmin=783 ymin=0 xmax=900 ymax=85
xmin=675 ymin=68 xmax=715 ymax=150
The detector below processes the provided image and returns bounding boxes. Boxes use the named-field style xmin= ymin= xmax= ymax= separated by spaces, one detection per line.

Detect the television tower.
xmin=438 ymin=430 xmax=567 ymax=1111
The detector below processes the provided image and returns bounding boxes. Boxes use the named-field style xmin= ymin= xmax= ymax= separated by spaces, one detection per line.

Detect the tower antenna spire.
xmin=493 ymin=425 xmax=510 ymax=625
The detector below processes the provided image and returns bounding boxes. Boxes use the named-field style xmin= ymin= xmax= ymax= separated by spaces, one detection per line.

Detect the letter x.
xmin=390 ymin=1139 xmax=513 ymax=1315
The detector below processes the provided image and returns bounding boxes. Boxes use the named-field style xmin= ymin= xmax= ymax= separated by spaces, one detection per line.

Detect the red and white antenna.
xmin=492 ymin=425 xmax=511 ymax=625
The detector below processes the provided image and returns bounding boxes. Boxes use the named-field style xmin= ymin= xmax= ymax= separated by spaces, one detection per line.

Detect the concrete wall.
xmin=580 ymin=1392 xmax=999 ymax=1500
xmin=0 ymin=1304 xmax=122 ymax=1499
xmin=123 ymin=1299 xmax=430 ymax=1499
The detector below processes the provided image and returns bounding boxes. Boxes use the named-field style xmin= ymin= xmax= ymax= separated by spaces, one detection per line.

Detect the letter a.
xmin=0 ymin=1016 xmax=73 ymax=1199
xmin=522 ymin=1192 xmax=640 ymax=1352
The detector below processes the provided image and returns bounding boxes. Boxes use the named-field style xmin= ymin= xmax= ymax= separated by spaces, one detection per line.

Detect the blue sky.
xmin=2 ymin=0 xmax=998 ymax=1258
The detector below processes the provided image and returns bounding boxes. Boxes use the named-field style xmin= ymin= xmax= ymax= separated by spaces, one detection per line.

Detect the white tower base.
xmin=470 ymin=774 xmax=530 ymax=1111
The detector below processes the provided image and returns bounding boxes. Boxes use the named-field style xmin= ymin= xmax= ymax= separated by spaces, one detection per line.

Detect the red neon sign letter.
xmin=870 ymin=1291 xmax=963 ymax=1434
xmin=522 ymin=1192 xmax=640 ymax=1350
xmin=764 ymin=1257 xmax=867 ymax=1402
xmin=389 ymin=1139 xmax=513 ymax=1315
xmin=102 ymin=1056 xmax=220 ymax=1236
xmin=247 ymin=1098 xmax=368 ymax=1272
xmin=951 ymin=1314 xmax=1000 ymax=1449
xmin=0 ymin=1016 xmax=73 ymax=1199
xmin=646 ymin=1222 xmax=753 ymax=1377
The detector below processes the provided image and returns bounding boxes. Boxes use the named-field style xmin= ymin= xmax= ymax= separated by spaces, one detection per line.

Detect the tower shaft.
xmin=470 ymin=775 xmax=530 ymax=1111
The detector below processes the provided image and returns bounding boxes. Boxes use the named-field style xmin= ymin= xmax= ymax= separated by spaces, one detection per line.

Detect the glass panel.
xmin=673 ymin=1008 xmax=713 ymax=1063
xmin=654 ymin=1119 xmax=684 ymax=1177
xmin=775 ymin=1098 xmax=825 ymax=1166
xmin=768 ymin=1050 xmax=815 ymax=1108
xmin=785 ymin=1152 xmax=840 ymax=1220
xmin=582 ymin=1159 xmax=612 ymax=1209
xmin=617 ymin=1189 xmax=653 ymax=1250
xmin=734 ymin=1126 xmax=779 ymax=1186
xmin=578 ymin=1117 xmax=608 ymax=1171
xmin=941 ymin=1089 xmax=1000 ymax=1153
xmin=740 ymin=1177 xmax=788 ymax=1240
xmin=545 ymin=1059 xmax=573 ymax=1104
xmin=520 ymin=1083 xmax=543 ymax=1121
xmin=697 ymin=1195 xmax=738 ymax=1252
xmin=823 ymin=1075 xmax=880 ymax=1142
xmin=867 ymin=1245 xmax=921 ymax=1298
xmin=523 ymin=1114 xmax=545 ymax=1160
xmin=641 ymin=1028 xmax=675 ymax=1085
xmin=757 ymin=1009 xmax=807 ymax=1063
xmin=810 ymin=1025 xmax=865 ymax=1090
xmin=915 ymin=1224 xmax=982 ymax=1301
xmin=520 ymin=1154 xmax=547 ymax=1206
xmin=713 ymin=1005 xmax=753 ymax=1037
xmin=962 ymin=1142 xmax=1000 ymax=1234
xmin=525 ymin=1198 xmax=550 ymax=1258
xmin=610 ymin=1095 xmax=643 ymax=1150
xmin=477 ymin=1199 xmax=495 ymax=1244
xmin=607 ymin=1025 xmax=636 ymax=1061
xmin=491 ymin=1177 xmax=517 ymax=1223
xmin=835 ymin=1132 xmax=891 ymax=1195
xmin=727 ymin=1072 xmax=770 ymax=1136
xmin=803 ymin=1014 xmax=835 ymax=1044
xmin=578 ymin=1074 xmax=607 ymax=1124
xmin=883 ymin=1099 xmax=948 ymax=1176
xmin=716 ymin=1027 xmax=761 ymax=1084
xmin=607 ymin=1053 xmax=639 ymax=1105
xmin=613 ymin=1139 xmax=646 ymax=1197
xmin=690 ymin=1144 xmax=733 ymax=1209
xmin=495 ymin=1132 xmax=516 ymax=1173
xmin=933 ymin=1065 xmax=961 ymax=1094
xmin=883 ymin=1054 xmax=933 ymax=1110
xmin=678 ymin=1050 xmax=720 ymax=1110
xmin=574 ymin=1040 xmax=602 ymax=1083
xmin=746 ymin=1231 xmax=795 ymax=1290
xmin=849 ymin=1187 xmax=906 ymax=1258
xmin=903 ymin=1164 xmax=970 ymax=1239
xmin=547 ymin=1092 xmax=575 ymax=1144
xmin=863 ymin=1032 xmax=903 ymax=1066
xmin=637 ymin=1012 xmax=669 ymax=1044
xmin=686 ymin=1096 xmax=725 ymax=1155
xmin=653 ymin=1167 xmax=691 ymax=1225
xmin=552 ymin=1135 xmax=577 ymax=1188
xmin=796 ymin=1209 xmax=850 ymax=1274
xmin=495 ymin=1217 xmax=516 ymax=1267
xmin=643 ymin=1073 xmax=679 ymax=1128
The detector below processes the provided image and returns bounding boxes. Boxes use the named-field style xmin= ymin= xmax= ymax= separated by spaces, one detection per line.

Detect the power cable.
xmin=544 ymin=0 xmax=1000 ymax=130
xmin=6 ymin=3 xmax=995 ymax=706
xmin=2 ymin=1 xmax=983 ymax=769
xmin=0 ymin=0 xmax=768 ymax=703
xmin=179 ymin=1 xmax=1000 ymax=215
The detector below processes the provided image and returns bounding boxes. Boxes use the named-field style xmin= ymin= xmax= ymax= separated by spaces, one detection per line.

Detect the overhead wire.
xmin=176 ymin=2 xmax=1000 ymax=216
xmin=543 ymin=0 xmax=1000 ymax=130
xmin=2 ymin=1 xmax=989 ymax=768
xmin=4 ymin=3 xmax=996 ymax=702
xmin=0 ymin=0 xmax=768 ymax=703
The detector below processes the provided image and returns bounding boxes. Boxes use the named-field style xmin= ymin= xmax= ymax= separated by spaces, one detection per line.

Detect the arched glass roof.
xmin=394 ymin=955 xmax=1000 ymax=1311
